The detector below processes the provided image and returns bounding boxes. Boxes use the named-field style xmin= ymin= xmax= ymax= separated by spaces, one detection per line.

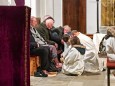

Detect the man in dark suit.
xmin=32 ymin=16 xmax=62 ymax=68
xmin=30 ymin=32 xmax=50 ymax=77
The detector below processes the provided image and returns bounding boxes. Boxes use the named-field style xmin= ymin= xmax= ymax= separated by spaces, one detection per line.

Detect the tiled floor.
xmin=30 ymin=70 xmax=115 ymax=86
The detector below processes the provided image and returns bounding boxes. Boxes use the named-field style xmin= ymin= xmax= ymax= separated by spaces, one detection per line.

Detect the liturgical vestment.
xmin=106 ymin=37 xmax=115 ymax=61
xmin=77 ymin=33 xmax=103 ymax=73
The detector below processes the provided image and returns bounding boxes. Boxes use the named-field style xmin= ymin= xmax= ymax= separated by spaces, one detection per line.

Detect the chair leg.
xmin=107 ymin=68 xmax=110 ymax=86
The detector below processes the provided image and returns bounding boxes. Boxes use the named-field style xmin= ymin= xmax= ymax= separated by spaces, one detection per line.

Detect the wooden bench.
xmin=30 ymin=56 xmax=40 ymax=76
xmin=107 ymin=57 xmax=115 ymax=86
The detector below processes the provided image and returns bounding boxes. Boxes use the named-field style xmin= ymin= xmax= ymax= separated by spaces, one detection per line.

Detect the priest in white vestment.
xmin=62 ymin=36 xmax=85 ymax=75
xmin=105 ymin=27 xmax=115 ymax=61
xmin=105 ymin=26 xmax=115 ymax=76
xmin=71 ymin=30 xmax=103 ymax=73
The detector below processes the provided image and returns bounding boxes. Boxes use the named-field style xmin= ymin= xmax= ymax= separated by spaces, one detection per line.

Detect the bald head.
xmin=45 ymin=19 xmax=54 ymax=29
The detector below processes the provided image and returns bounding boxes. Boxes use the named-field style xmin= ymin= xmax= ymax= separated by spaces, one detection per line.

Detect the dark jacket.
xmin=37 ymin=22 xmax=55 ymax=45
xmin=30 ymin=32 xmax=38 ymax=51
xmin=51 ymin=26 xmax=64 ymax=42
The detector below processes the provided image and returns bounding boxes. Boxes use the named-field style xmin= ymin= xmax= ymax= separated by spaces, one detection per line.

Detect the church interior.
xmin=0 ymin=0 xmax=115 ymax=86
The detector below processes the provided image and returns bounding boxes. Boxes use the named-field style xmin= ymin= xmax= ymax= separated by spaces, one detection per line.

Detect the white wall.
xmin=25 ymin=0 xmax=31 ymax=7
xmin=53 ymin=0 xmax=62 ymax=27
xmin=25 ymin=0 xmax=40 ymax=17
xmin=25 ymin=0 xmax=62 ymax=27
xmin=0 ymin=0 xmax=15 ymax=5
xmin=0 ymin=0 xmax=9 ymax=5
xmin=86 ymin=0 xmax=101 ymax=34
xmin=38 ymin=0 xmax=62 ymax=27
xmin=40 ymin=0 xmax=54 ymax=22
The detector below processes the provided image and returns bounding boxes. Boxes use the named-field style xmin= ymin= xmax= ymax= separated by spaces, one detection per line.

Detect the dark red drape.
xmin=14 ymin=0 xmax=25 ymax=6
xmin=0 ymin=6 xmax=31 ymax=86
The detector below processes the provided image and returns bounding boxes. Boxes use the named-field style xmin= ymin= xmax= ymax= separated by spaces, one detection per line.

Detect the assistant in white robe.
xmin=62 ymin=45 xmax=84 ymax=75
xmin=77 ymin=32 xmax=102 ymax=73
xmin=106 ymin=37 xmax=115 ymax=61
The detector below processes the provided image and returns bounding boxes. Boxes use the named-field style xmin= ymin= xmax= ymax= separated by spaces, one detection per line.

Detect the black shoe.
xmin=48 ymin=62 xmax=59 ymax=72
xmin=37 ymin=66 xmax=42 ymax=72
xmin=102 ymin=68 xmax=106 ymax=71
xmin=47 ymin=65 xmax=62 ymax=72
xmin=34 ymin=71 xmax=48 ymax=77
xmin=35 ymin=67 xmax=48 ymax=77
xmin=47 ymin=68 xmax=57 ymax=72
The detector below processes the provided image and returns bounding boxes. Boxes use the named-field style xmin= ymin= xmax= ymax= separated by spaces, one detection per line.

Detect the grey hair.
xmin=63 ymin=25 xmax=71 ymax=32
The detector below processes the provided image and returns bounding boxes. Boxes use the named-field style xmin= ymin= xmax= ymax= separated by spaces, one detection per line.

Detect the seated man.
xmin=30 ymin=33 xmax=49 ymax=77
xmin=63 ymin=25 xmax=72 ymax=35
xmin=30 ymin=16 xmax=62 ymax=68
xmin=36 ymin=15 xmax=57 ymax=47
xmin=71 ymin=30 xmax=104 ymax=73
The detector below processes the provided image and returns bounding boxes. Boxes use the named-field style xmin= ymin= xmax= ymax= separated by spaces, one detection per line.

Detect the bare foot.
xmin=42 ymin=70 xmax=49 ymax=75
xmin=56 ymin=63 xmax=62 ymax=68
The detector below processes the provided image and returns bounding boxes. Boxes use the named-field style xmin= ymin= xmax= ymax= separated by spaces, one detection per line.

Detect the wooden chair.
xmin=30 ymin=56 xmax=40 ymax=76
xmin=107 ymin=57 xmax=115 ymax=86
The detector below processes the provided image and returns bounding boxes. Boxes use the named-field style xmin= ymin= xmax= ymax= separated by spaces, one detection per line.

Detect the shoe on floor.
xmin=34 ymin=71 xmax=48 ymax=77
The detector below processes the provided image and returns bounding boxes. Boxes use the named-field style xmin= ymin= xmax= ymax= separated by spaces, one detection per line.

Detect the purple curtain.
xmin=15 ymin=0 xmax=25 ymax=6
xmin=0 ymin=6 xmax=31 ymax=86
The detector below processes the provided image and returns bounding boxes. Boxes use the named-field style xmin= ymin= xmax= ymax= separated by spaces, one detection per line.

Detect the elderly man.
xmin=37 ymin=15 xmax=57 ymax=46
xmin=63 ymin=25 xmax=71 ymax=35
xmin=61 ymin=25 xmax=72 ymax=51
xmin=31 ymin=16 xmax=62 ymax=69
xmin=71 ymin=30 xmax=104 ymax=73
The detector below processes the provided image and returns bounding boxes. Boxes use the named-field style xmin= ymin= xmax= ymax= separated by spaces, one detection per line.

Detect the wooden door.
xmin=63 ymin=0 xmax=86 ymax=33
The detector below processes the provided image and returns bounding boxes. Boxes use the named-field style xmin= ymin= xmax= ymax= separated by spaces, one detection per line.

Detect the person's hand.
xmin=61 ymin=39 xmax=64 ymax=44
xmin=37 ymin=43 xmax=40 ymax=47
xmin=60 ymin=56 xmax=64 ymax=63
xmin=54 ymin=43 xmax=58 ymax=49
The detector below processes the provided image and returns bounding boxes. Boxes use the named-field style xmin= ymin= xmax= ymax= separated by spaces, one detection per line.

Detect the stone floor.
xmin=30 ymin=70 xmax=115 ymax=86
xmin=30 ymin=56 xmax=115 ymax=86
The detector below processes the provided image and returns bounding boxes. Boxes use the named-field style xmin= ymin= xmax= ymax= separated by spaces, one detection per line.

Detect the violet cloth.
xmin=0 ymin=6 xmax=31 ymax=86
xmin=15 ymin=0 xmax=25 ymax=6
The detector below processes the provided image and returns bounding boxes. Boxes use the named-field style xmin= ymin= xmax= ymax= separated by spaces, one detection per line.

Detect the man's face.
xmin=31 ymin=18 xmax=38 ymax=27
xmin=32 ymin=19 xmax=38 ymax=27
xmin=45 ymin=19 xmax=54 ymax=29
xmin=71 ymin=33 xmax=76 ymax=37
xmin=64 ymin=28 xmax=69 ymax=34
